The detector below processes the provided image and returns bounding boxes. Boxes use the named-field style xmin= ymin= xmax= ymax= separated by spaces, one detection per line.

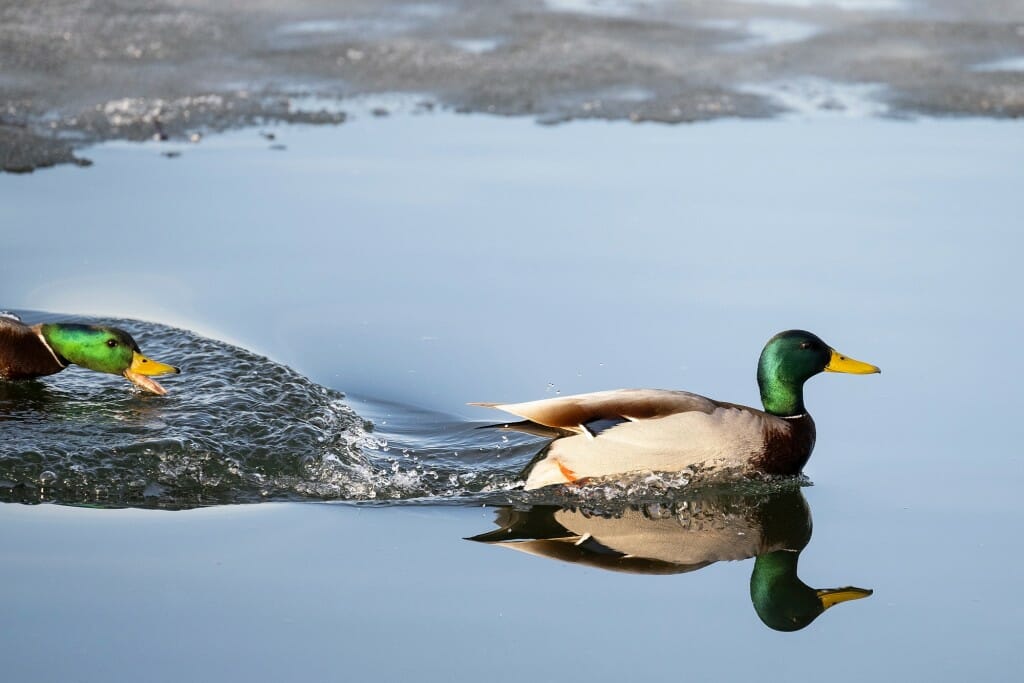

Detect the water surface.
xmin=2 ymin=113 xmax=1022 ymax=678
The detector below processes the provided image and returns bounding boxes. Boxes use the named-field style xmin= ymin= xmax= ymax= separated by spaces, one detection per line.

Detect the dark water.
xmin=2 ymin=113 xmax=1023 ymax=678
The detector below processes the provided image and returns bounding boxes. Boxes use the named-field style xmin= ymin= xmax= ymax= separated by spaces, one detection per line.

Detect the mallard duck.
xmin=0 ymin=314 xmax=179 ymax=395
xmin=472 ymin=330 xmax=879 ymax=490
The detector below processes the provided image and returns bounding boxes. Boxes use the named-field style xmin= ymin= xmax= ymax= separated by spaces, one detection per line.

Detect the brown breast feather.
xmin=753 ymin=414 xmax=817 ymax=475
xmin=0 ymin=318 xmax=67 ymax=380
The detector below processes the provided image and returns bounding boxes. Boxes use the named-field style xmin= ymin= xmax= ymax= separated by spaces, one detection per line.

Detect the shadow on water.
xmin=467 ymin=485 xmax=872 ymax=632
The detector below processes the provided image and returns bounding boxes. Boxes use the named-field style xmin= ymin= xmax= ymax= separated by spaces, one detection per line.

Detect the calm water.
xmin=1 ymin=113 xmax=1023 ymax=679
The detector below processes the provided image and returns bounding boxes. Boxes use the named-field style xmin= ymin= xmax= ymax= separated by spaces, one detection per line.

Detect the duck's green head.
xmin=757 ymin=330 xmax=879 ymax=416
xmin=39 ymin=323 xmax=179 ymax=395
xmin=751 ymin=549 xmax=873 ymax=632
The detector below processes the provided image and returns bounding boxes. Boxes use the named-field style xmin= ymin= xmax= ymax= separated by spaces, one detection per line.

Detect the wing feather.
xmin=470 ymin=389 xmax=720 ymax=431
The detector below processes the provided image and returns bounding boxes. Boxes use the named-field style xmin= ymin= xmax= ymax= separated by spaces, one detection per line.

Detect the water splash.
xmin=0 ymin=313 xmax=373 ymax=507
xmin=1 ymin=313 xmax=809 ymax=509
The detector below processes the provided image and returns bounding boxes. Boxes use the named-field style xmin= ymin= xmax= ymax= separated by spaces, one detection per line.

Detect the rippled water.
xmin=2 ymin=311 xmax=793 ymax=507
xmin=0 ymin=313 xmax=373 ymax=506
xmin=0 ymin=313 xmax=538 ymax=507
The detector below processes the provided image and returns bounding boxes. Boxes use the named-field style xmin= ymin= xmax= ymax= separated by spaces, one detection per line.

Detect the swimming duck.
xmin=471 ymin=330 xmax=879 ymax=490
xmin=0 ymin=314 xmax=179 ymax=395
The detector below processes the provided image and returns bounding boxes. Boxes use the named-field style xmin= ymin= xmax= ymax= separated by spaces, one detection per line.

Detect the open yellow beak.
xmin=123 ymin=351 xmax=180 ymax=395
xmin=825 ymin=348 xmax=880 ymax=375
xmin=817 ymin=587 xmax=874 ymax=610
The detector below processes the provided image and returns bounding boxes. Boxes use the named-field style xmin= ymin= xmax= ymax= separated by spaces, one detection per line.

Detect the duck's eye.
xmin=106 ymin=339 xmax=118 ymax=348
xmin=799 ymin=341 xmax=812 ymax=350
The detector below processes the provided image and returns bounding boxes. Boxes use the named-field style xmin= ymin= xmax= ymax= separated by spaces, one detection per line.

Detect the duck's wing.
xmin=470 ymin=389 xmax=720 ymax=434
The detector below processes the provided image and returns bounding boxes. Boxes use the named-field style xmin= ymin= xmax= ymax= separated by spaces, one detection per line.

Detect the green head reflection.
xmin=467 ymin=486 xmax=872 ymax=632
xmin=751 ymin=549 xmax=872 ymax=631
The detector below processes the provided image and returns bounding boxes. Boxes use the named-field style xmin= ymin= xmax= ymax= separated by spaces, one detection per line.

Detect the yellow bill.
xmin=817 ymin=587 xmax=874 ymax=610
xmin=123 ymin=351 xmax=180 ymax=395
xmin=825 ymin=348 xmax=881 ymax=374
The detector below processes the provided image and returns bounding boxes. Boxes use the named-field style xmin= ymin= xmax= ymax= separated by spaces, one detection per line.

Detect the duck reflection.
xmin=467 ymin=487 xmax=871 ymax=632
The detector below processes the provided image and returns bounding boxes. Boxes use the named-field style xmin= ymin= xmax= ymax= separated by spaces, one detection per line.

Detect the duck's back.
xmin=0 ymin=318 xmax=65 ymax=380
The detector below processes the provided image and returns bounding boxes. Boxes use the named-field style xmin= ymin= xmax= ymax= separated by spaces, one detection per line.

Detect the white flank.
xmin=523 ymin=406 xmax=774 ymax=490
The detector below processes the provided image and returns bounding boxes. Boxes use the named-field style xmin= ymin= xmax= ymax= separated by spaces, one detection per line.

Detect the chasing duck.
xmin=0 ymin=313 xmax=179 ymax=395
xmin=472 ymin=330 xmax=879 ymax=489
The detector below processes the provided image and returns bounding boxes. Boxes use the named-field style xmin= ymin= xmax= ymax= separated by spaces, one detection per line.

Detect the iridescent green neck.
xmin=38 ymin=324 xmax=77 ymax=363
xmin=757 ymin=361 xmax=806 ymax=416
